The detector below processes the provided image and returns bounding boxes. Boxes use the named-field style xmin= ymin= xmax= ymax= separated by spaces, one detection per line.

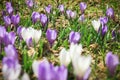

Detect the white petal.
xmin=59 ymin=48 xmax=71 ymax=67
xmin=33 ymin=30 xmax=42 ymax=43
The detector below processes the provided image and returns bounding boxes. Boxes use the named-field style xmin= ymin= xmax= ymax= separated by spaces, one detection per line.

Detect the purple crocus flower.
xmin=79 ymin=2 xmax=87 ymax=13
xmin=3 ymin=16 xmax=11 ymax=27
xmin=101 ymin=25 xmax=108 ymax=37
xmin=4 ymin=45 xmax=18 ymax=58
xmin=2 ymin=56 xmax=21 ymax=80
xmin=3 ymin=31 xmax=16 ymax=46
xmin=26 ymin=0 xmax=33 ymax=8
xmin=105 ymin=52 xmax=119 ymax=76
xmin=6 ymin=2 xmax=13 ymax=15
xmin=11 ymin=14 xmax=20 ymax=26
xmin=45 ymin=5 xmax=52 ymax=14
xmin=79 ymin=14 xmax=85 ymax=22
xmin=69 ymin=31 xmax=80 ymax=44
xmin=32 ymin=59 xmax=68 ymax=80
xmin=66 ymin=10 xmax=76 ymax=19
xmin=40 ymin=14 xmax=48 ymax=27
xmin=0 ymin=26 xmax=6 ymax=41
xmin=31 ymin=12 xmax=40 ymax=24
xmin=106 ymin=8 xmax=114 ymax=19
xmin=99 ymin=16 xmax=108 ymax=25
xmin=58 ymin=4 xmax=64 ymax=13
xmin=46 ymin=29 xmax=57 ymax=47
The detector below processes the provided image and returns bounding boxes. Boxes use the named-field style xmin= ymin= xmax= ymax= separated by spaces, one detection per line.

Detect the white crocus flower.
xmin=21 ymin=27 xmax=42 ymax=44
xmin=32 ymin=60 xmax=41 ymax=77
xmin=69 ymin=43 xmax=83 ymax=60
xmin=59 ymin=48 xmax=71 ymax=67
xmin=91 ymin=20 xmax=101 ymax=32
xmin=72 ymin=55 xmax=92 ymax=78
xmin=59 ymin=43 xmax=83 ymax=67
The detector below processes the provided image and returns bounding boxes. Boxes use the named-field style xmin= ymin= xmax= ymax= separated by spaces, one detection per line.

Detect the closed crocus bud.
xmin=31 ymin=12 xmax=40 ymax=24
xmin=40 ymin=14 xmax=48 ymax=27
xmin=66 ymin=10 xmax=71 ymax=18
xmin=46 ymin=29 xmax=57 ymax=47
xmin=6 ymin=2 xmax=13 ymax=15
xmin=26 ymin=0 xmax=33 ymax=8
xmin=45 ymin=5 xmax=52 ymax=14
xmin=3 ymin=16 xmax=11 ymax=27
xmin=72 ymin=55 xmax=92 ymax=80
xmin=105 ymin=52 xmax=119 ymax=76
xmin=69 ymin=31 xmax=80 ymax=44
xmin=106 ymin=8 xmax=114 ymax=19
xmin=79 ymin=14 xmax=84 ymax=22
xmin=11 ymin=14 xmax=20 ymax=26
xmin=99 ymin=16 xmax=108 ymax=25
xmin=4 ymin=45 xmax=17 ymax=58
xmin=59 ymin=48 xmax=71 ymax=67
xmin=3 ymin=31 xmax=16 ymax=46
xmin=101 ymin=25 xmax=108 ymax=37
xmin=2 ymin=57 xmax=21 ymax=80
xmin=58 ymin=4 xmax=64 ymax=13
xmin=79 ymin=2 xmax=87 ymax=13
xmin=91 ymin=20 xmax=101 ymax=32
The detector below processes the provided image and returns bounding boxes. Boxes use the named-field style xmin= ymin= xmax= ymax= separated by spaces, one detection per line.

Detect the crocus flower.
xmin=31 ymin=12 xmax=40 ymax=24
xmin=79 ymin=2 xmax=87 ymax=13
xmin=11 ymin=14 xmax=20 ymax=26
xmin=3 ymin=31 xmax=16 ymax=46
xmin=3 ymin=16 xmax=11 ymax=27
xmin=69 ymin=43 xmax=83 ymax=60
xmin=69 ymin=31 xmax=80 ymax=44
xmin=58 ymin=4 xmax=64 ymax=13
xmin=0 ymin=26 xmax=6 ymax=41
xmin=105 ymin=52 xmax=119 ymax=76
xmin=17 ymin=26 xmax=25 ymax=40
xmin=45 ymin=5 xmax=52 ymax=14
xmin=59 ymin=48 xmax=71 ymax=67
xmin=4 ymin=44 xmax=17 ymax=58
xmin=106 ymin=8 xmax=114 ymax=18
xmin=99 ymin=16 xmax=108 ymax=25
xmin=72 ymin=55 xmax=92 ymax=80
xmin=91 ymin=20 xmax=101 ymax=32
xmin=101 ymin=25 xmax=108 ymax=37
xmin=2 ymin=57 xmax=21 ymax=80
xmin=32 ymin=59 xmax=68 ymax=80
xmin=46 ymin=29 xmax=57 ymax=47
xmin=79 ymin=14 xmax=84 ymax=22
xmin=21 ymin=27 xmax=42 ymax=47
xmin=26 ymin=0 xmax=33 ymax=8
xmin=40 ymin=14 xmax=48 ymax=27
xmin=66 ymin=10 xmax=76 ymax=19
xmin=6 ymin=2 xmax=13 ymax=15
xmin=59 ymin=43 xmax=83 ymax=67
